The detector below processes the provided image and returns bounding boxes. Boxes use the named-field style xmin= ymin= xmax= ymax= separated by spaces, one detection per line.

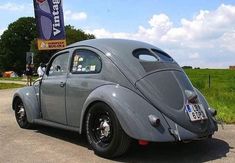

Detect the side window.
xmin=71 ymin=49 xmax=102 ymax=74
xmin=48 ymin=52 xmax=69 ymax=76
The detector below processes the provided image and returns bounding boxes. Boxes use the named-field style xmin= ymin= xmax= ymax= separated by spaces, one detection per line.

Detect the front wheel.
xmin=13 ymin=98 xmax=32 ymax=129
xmin=86 ymin=102 xmax=131 ymax=158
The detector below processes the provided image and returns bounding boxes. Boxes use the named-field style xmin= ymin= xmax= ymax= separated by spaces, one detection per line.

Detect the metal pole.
xmin=209 ymin=74 xmax=211 ymax=88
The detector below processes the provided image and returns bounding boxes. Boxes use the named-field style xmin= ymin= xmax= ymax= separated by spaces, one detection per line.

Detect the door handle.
xmin=60 ymin=82 xmax=65 ymax=87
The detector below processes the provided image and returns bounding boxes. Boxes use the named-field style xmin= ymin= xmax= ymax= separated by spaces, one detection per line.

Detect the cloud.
xmin=134 ymin=14 xmax=173 ymax=40
xmin=0 ymin=2 xmax=32 ymax=12
xmin=64 ymin=10 xmax=87 ymax=21
xmin=189 ymin=52 xmax=200 ymax=59
xmin=85 ymin=4 xmax=235 ymax=68
xmin=163 ymin=4 xmax=235 ymax=42
xmin=220 ymin=30 xmax=235 ymax=53
xmin=85 ymin=28 xmax=131 ymax=39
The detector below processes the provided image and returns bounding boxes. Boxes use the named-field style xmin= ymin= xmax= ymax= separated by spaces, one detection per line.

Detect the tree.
xmin=0 ymin=17 xmax=95 ymax=75
xmin=31 ymin=25 xmax=95 ymax=68
xmin=0 ymin=17 xmax=36 ymax=74
xmin=182 ymin=66 xmax=193 ymax=69
xmin=65 ymin=25 xmax=95 ymax=45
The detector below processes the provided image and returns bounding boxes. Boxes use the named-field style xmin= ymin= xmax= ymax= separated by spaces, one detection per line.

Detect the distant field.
xmin=184 ymin=69 xmax=235 ymax=123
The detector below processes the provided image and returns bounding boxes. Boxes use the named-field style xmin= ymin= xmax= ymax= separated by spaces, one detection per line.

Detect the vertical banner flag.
xmin=33 ymin=0 xmax=66 ymax=50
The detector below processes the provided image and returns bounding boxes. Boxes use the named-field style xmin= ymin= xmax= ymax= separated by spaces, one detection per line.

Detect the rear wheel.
xmin=86 ymin=102 xmax=131 ymax=158
xmin=13 ymin=98 xmax=32 ymax=129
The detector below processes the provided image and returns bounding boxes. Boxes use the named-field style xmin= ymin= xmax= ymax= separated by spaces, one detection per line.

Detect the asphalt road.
xmin=0 ymin=89 xmax=234 ymax=163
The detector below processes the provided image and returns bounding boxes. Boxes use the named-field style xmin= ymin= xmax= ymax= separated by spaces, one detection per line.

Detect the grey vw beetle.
xmin=12 ymin=39 xmax=218 ymax=158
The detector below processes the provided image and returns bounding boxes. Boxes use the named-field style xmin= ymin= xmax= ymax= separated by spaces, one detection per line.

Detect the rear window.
xmin=133 ymin=48 xmax=173 ymax=62
xmin=133 ymin=48 xmax=175 ymax=73
xmin=151 ymin=49 xmax=173 ymax=62
xmin=133 ymin=49 xmax=158 ymax=62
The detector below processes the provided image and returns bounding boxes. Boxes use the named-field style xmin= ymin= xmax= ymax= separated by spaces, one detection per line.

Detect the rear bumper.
xmin=162 ymin=115 xmax=217 ymax=142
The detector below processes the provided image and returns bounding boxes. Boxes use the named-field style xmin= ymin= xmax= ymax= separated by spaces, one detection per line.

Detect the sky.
xmin=0 ymin=0 xmax=235 ymax=68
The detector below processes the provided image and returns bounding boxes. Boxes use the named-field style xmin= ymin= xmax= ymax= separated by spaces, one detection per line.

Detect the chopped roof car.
xmin=12 ymin=39 xmax=218 ymax=158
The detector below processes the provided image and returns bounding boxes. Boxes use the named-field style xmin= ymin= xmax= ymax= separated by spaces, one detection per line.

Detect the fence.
xmin=185 ymin=70 xmax=235 ymax=91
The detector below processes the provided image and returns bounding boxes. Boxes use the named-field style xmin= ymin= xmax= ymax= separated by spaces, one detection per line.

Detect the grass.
xmin=0 ymin=83 xmax=24 ymax=90
xmin=0 ymin=77 xmax=38 ymax=81
xmin=0 ymin=77 xmax=24 ymax=81
xmin=184 ymin=69 xmax=235 ymax=123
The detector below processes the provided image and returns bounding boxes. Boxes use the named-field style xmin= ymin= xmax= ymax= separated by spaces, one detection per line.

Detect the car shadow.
xmin=33 ymin=126 xmax=232 ymax=162
xmin=33 ymin=125 xmax=89 ymax=149
xmin=115 ymin=138 xmax=232 ymax=163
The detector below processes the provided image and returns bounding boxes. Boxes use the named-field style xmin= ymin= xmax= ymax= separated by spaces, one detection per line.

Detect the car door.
xmin=66 ymin=48 xmax=107 ymax=127
xmin=40 ymin=51 xmax=70 ymax=124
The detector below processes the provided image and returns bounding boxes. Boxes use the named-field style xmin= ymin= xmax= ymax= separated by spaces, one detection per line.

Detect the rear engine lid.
xmin=135 ymin=70 xmax=211 ymax=134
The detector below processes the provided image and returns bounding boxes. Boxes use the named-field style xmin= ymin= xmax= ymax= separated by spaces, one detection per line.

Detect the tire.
xmin=86 ymin=102 xmax=131 ymax=158
xmin=13 ymin=98 xmax=32 ymax=129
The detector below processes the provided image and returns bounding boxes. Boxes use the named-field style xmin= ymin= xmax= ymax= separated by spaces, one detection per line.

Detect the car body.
xmin=12 ymin=39 xmax=218 ymax=158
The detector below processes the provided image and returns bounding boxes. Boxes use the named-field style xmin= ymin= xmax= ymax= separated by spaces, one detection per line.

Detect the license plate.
xmin=186 ymin=104 xmax=208 ymax=121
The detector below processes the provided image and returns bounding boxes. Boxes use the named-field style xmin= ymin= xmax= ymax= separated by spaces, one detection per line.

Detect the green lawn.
xmin=0 ymin=83 xmax=23 ymax=90
xmin=0 ymin=77 xmax=24 ymax=81
xmin=0 ymin=77 xmax=38 ymax=81
xmin=184 ymin=69 xmax=235 ymax=123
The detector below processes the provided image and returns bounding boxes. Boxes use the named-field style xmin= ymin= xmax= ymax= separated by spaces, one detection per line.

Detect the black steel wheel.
xmin=13 ymin=98 xmax=31 ymax=129
xmin=86 ymin=102 xmax=131 ymax=158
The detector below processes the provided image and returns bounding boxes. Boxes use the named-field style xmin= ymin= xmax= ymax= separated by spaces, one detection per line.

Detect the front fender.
xmin=12 ymin=86 xmax=40 ymax=123
xmin=80 ymin=84 xmax=175 ymax=142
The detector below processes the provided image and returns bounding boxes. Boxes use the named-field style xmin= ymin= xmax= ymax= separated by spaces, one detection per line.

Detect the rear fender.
xmin=12 ymin=87 xmax=40 ymax=123
xmin=80 ymin=85 xmax=175 ymax=142
xmin=194 ymin=88 xmax=218 ymax=131
xmin=163 ymin=88 xmax=218 ymax=141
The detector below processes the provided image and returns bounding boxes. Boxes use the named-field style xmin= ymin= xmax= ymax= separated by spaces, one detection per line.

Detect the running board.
xmin=33 ymin=119 xmax=80 ymax=133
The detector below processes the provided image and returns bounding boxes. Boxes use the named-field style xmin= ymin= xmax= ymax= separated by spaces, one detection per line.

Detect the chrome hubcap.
xmin=17 ymin=107 xmax=25 ymax=119
xmin=97 ymin=119 xmax=111 ymax=138
xmin=89 ymin=110 xmax=113 ymax=146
